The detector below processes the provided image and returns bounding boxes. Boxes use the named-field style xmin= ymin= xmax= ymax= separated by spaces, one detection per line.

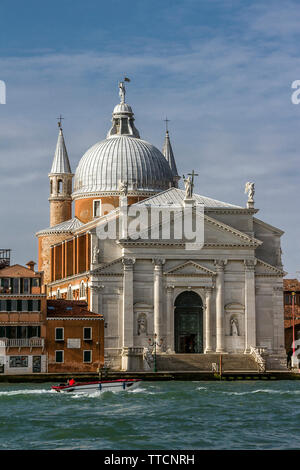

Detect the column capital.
xmin=205 ymin=286 xmax=213 ymax=295
xmin=122 ymin=257 xmax=135 ymax=269
xmin=214 ymin=259 xmax=227 ymax=271
xmin=152 ymin=258 xmax=165 ymax=269
xmin=244 ymin=259 xmax=257 ymax=271
xmin=166 ymin=285 xmax=175 ymax=292
xmin=90 ymin=284 xmax=104 ymax=292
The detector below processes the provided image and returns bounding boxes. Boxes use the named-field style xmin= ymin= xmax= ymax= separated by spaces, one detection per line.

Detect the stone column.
xmin=244 ymin=259 xmax=256 ymax=352
xmin=153 ymin=258 xmax=165 ymax=348
xmin=215 ymin=260 xmax=226 ymax=353
xmin=89 ymin=283 xmax=104 ymax=314
xmin=204 ymin=287 xmax=213 ymax=353
xmin=166 ymin=285 xmax=175 ymax=352
xmin=122 ymin=258 xmax=135 ymax=348
xmin=272 ymin=285 xmax=285 ymax=354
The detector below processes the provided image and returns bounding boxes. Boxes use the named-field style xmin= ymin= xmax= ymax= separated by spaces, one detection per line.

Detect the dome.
xmin=73 ymin=135 xmax=175 ymax=197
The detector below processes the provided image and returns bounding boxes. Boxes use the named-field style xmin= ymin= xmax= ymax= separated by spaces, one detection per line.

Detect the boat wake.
xmin=0 ymin=389 xmax=56 ymax=397
xmin=222 ymin=389 xmax=300 ymax=396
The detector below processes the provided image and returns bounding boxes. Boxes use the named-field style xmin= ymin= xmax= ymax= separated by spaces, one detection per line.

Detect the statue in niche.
xmin=137 ymin=314 xmax=147 ymax=336
xmin=230 ymin=318 xmax=239 ymax=336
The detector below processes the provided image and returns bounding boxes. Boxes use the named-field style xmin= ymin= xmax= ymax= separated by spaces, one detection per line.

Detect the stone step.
xmin=155 ymin=354 xmax=259 ymax=372
xmin=263 ymin=354 xmax=287 ymax=371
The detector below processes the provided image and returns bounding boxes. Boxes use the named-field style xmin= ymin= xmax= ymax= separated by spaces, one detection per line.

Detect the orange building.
xmin=0 ymin=257 xmax=47 ymax=374
xmin=46 ymin=299 xmax=104 ymax=373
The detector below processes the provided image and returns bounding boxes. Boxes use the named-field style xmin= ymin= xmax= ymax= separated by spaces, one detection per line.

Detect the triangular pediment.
xmin=116 ymin=210 xmax=262 ymax=248
xmin=255 ymin=258 xmax=285 ymax=276
xmin=165 ymin=261 xmax=216 ymax=277
xmin=204 ymin=215 xmax=262 ymax=247
xmin=91 ymin=257 xmax=123 ymax=276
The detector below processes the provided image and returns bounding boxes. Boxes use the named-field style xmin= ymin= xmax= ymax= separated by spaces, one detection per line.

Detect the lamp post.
xmin=292 ymin=291 xmax=296 ymax=358
xmin=148 ymin=334 xmax=163 ymax=373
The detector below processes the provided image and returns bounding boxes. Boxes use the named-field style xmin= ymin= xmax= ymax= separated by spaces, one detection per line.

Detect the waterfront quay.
xmin=0 ymin=370 xmax=299 ymax=383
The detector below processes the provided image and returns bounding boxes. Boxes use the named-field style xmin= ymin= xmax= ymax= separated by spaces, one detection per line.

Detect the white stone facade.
xmin=88 ymin=189 xmax=285 ymax=371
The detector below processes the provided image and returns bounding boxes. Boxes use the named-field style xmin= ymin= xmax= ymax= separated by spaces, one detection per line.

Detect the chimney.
xmin=26 ymin=261 xmax=36 ymax=272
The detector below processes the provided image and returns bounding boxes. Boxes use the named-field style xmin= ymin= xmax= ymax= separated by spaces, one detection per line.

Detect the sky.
xmin=0 ymin=0 xmax=299 ymax=277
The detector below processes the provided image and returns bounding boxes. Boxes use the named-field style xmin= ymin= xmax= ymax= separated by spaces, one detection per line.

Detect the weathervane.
xmin=119 ymin=77 xmax=131 ymax=104
xmin=57 ymin=114 xmax=64 ymax=129
xmin=164 ymin=117 xmax=170 ymax=132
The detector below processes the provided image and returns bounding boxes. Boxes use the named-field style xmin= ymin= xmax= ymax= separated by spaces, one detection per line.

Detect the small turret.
xmin=48 ymin=120 xmax=73 ymax=226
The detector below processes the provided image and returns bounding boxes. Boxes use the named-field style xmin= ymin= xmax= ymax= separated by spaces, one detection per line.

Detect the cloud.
xmin=0 ymin=1 xmax=299 ymax=275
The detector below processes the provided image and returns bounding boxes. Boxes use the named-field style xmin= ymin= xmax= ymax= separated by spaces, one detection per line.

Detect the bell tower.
xmin=48 ymin=119 xmax=73 ymax=227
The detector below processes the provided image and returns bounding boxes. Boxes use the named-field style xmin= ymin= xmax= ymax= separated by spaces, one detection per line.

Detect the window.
xmin=55 ymin=351 xmax=64 ymax=363
xmin=32 ymin=278 xmax=40 ymax=287
xmin=79 ymin=281 xmax=86 ymax=298
xmin=9 ymin=356 xmax=28 ymax=368
xmin=11 ymin=300 xmax=17 ymax=312
xmin=22 ymin=278 xmax=30 ymax=294
xmin=83 ymin=327 xmax=92 ymax=341
xmin=32 ymin=300 xmax=40 ymax=312
xmin=28 ymin=326 xmax=40 ymax=338
xmin=0 ymin=278 xmax=10 ymax=293
xmin=56 ymin=289 xmax=61 ymax=299
xmin=12 ymin=278 xmax=20 ymax=294
xmin=67 ymin=285 xmax=72 ymax=300
xmin=58 ymin=179 xmax=63 ymax=194
xmin=55 ymin=328 xmax=64 ymax=341
xmin=93 ymin=200 xmax=101 ymax=217
xmin=83 ymin=350 xmax=92 ymax=363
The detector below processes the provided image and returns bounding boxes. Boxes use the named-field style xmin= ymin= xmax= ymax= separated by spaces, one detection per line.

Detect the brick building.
xmin=0 ymin=253 xmax=104 ymax=375
xmin=0 ymin=256 xmax=47 ymax=374
xmin=46 ymin=299 xmax=104 ymax=373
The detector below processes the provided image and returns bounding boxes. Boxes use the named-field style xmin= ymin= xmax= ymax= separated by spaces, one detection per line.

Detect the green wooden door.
xmin=174 ymin=291 xmax=203 ymax=353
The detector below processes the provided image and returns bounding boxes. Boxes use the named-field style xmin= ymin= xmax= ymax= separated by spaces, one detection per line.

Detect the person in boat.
xmin=67 ymin=378 xmax=76 ymax=386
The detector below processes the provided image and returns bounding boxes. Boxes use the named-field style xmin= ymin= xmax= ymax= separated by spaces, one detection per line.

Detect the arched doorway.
xmin=174 ymin=291 xmax=203 ymax=353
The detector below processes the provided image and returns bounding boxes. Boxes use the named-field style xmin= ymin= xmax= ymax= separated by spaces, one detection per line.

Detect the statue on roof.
xmin=119 ymin=81 xmax=126 ymax=104
xmin=183 ymin=175 xmax=193 ymax=198
xmin=118 ymin=180 xmax=128 ymax=196
xmin=245 ymin=182 xmax=255 ymax=202
xmin=118 ymin=77 xmax=130 ymax=104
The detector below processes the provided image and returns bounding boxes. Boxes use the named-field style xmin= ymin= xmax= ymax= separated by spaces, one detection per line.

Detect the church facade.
xmin=36 ymin=81 xmax=286 ymax=371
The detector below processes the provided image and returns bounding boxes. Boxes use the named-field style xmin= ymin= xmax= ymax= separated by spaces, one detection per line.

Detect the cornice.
xmin=72 ymin=190 xmax=159 ymax=201
xmin=48 ymin=271 xmax=89 ymax=287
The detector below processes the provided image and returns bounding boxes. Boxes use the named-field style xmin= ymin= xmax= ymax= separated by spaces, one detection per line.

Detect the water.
xmin=0 ymin=380 xmax=299 ymax=450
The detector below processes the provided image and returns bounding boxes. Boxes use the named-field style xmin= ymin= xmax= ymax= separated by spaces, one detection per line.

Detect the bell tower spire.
xmin=162 ymin=119 xmax=180 ymax=188
xmin=48 ymin=118 xmax=73 ymax=227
